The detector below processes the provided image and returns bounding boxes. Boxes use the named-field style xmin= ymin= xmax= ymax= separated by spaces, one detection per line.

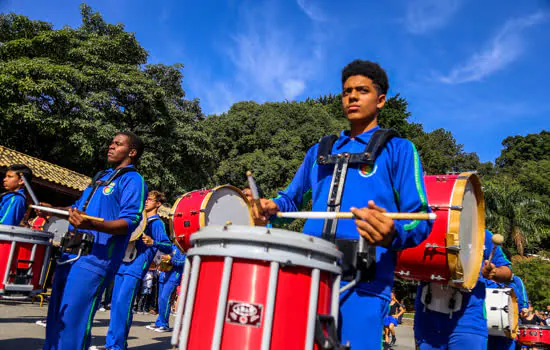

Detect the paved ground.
xmin=0 ymin=299 xmax=415 ymax=349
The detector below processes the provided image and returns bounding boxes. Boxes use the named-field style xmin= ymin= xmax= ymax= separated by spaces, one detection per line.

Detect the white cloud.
xmin=404 ymin=0 xmax=461 ymax=34
xmin=296 ymin=0 xmax=328 ymax=22
xmin=438 ymin=11 xmax=548 ymax=84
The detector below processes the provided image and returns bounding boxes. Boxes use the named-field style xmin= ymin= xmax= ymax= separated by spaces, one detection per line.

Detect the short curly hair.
xmin=149 ymin=190 xmax=166 ymax=204
xmin=341 ymin=60 xmax=389 ymax=95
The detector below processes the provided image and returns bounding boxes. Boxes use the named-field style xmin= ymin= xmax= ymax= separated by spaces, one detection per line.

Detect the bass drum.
xmin=395 ymin=172 xmax=485 ymax=290
xmin=170 ymin=185 xmax=254 ymax=251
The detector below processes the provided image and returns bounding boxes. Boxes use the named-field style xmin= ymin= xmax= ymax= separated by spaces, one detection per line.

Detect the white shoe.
xmin=89 ymin=346 xmax=108 ymax=350
xmin=155 ymin=326 xmax=171 ymax=333
xmin=35 ymin=319 xmax=47 ymax=327
xmin=145 ymin=324 xmax=159 ymax=331
xmin=99 ymin=307 xmax=106 ymax=312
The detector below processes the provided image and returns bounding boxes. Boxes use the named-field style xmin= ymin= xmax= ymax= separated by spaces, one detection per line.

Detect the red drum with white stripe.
xmin=171 ymin=225 xmax=343 ymax=350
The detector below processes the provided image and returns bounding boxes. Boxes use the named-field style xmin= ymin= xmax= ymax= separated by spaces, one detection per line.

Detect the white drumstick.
xmin=487 ymin=234 xmax=504 ymax=264
xmin=31 ymin=205 xmax=105 ymax=222
xmin=276 ymin=211 xmax=436 ymax=220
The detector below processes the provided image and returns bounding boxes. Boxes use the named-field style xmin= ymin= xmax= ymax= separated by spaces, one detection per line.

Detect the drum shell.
xmin=170 ymin=186 xmax=253 ymax=252
xmin=485 ymin=288 xmax=519 ymax=338
xmin=176 ymin=225 xmax=342 ymax=350
xmin=518 ymin=325 xmax=550 ymax=347
xmin=395 ymin=173 xmax=485 ymax=290
xmin=170 ymin=189 xmax=210 ymax=251
xmin=0 ymin=225 xmax=52 ymax=293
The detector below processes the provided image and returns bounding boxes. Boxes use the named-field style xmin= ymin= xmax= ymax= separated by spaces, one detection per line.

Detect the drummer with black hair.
xmin=42 ymin=132 xmax=147 ymax=350
xmin=146 ymin=242 xmax=185 ymax=333
xmin=486 ymin=273 xmax=529 ymax=349
xmin=94 ymin=190 xmax=172 ymax=350
xmin=1 ymin=164 xmax=33 ymax=226
xmin=414 ymin=229 xmax=512 ymax=350
xmin=253 ymin=59 xmax=433 ymax=349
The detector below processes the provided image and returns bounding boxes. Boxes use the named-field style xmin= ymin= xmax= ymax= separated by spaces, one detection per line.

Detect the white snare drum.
xmin=486 ymin=288 xmax=519 ymax=338
xmin=172 ymin=225 xmax=343 ymax=350
xmin=0 ymin=225 xmax=53 ymax=295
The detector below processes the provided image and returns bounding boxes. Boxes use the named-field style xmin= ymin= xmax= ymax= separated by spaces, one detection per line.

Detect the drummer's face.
xmin=145 ymin=196 xmax=159 ymax=211
xmin=107 ymin=134 xmax=133 ymax=165
xmin=3 ymin=171 xmax=23 ymax=191
xmin=342 ymin=75 xmax=386 ymax=122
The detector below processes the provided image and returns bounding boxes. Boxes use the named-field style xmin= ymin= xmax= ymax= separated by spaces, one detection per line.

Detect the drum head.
xmin=200 ymin=185 xmax=253 ymax=227
xmin=449 ymin=173 xmax=485 ymax=290
xmin=43 ymin=216 xmax=70 ymax=246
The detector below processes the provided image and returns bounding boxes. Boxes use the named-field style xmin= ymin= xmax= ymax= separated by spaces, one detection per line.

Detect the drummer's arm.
xmin=152 ymin=221 xmax=172 ymax=254
xmin=390 ymin=140 xmax=433 ymax=250
xmin=483 ymin=242 xmax=512 ymax=283
xmin=171 ymin=251 xmax=186 ymax=267
xmin=69 ymin=209 xmax=129 ymax=235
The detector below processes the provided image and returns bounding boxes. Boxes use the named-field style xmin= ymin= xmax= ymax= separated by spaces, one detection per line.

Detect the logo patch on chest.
xmin=358 ymin=164 xmax=377 ymax=178
xmin=103 ymin=182 xmax=116 ymax=195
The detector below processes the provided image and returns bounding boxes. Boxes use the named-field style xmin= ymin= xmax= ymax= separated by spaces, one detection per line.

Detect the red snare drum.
xmin=169 ymin=185 xmax=253 ymax=251
xmin=518 ymin=325 xmax=550 ymax=348
xmin=0 ymin=225 xmax=53 ymax=295
xmin=171 ymin=225 xmax=343 ymax=350
xmin=395 ymin=172 xmax=485 ymax=290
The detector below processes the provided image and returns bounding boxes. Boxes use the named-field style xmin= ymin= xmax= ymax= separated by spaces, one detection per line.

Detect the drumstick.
xmin=246 ymin=171 xmax=263 ymax=214
xmin=276 ymin=211 xmax=436 ymax=220
xmin=31 ymin=205 xmax=105 ymax=222
xmin=19 ymin=173 xmax=40 ymax=206
xmin=487 ymin=234 xmax=504 ymax=265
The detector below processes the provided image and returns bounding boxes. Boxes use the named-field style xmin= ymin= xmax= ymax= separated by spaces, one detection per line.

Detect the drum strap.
xmin=82 ymin=167 xmax=137 ymax=212
xmin=0 ymin=191 xmax=26 ymax=201
xmin=317 ymin=129 xmax=397 ymax=283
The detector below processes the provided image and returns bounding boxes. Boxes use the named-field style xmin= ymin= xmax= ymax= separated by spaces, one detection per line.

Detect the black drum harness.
xmin=317 ymin=128 xmax=397 ymax=284
xmin=56 ymin=167 xmax=137 ymax=263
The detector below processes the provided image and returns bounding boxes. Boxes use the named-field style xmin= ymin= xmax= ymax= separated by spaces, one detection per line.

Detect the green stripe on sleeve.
xmin=404 ymin=143 xmax=428 ymax=231
xmin=0 ymin=197 xmax=16 ymax=224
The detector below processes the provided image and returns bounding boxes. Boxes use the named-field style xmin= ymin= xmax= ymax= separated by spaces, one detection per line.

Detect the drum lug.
xmin=190 ymin=210 xmax=199 ymax=215
xmin=397 ymin=270 xmax=410 ymax=277
xmin=446 ymin=245 xmax=460 ymax=252
xmin=450 ymin=205 xmax=463 ymax=211
xmin=430 ymin=274 xmax=445 ymax=281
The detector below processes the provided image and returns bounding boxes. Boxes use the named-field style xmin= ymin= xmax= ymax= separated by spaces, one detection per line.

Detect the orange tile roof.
xmin=0 ymin=145 xmax=90 ymax=191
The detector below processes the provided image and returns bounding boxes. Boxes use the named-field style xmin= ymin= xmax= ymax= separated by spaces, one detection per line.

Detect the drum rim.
xmin=169 ymin=191 xmax=191 ymax=242
xmin=199 ymin=185 xmax=255 ymax=228
xmin=447 ymin=172 xmax=485 ymax=291
xmin=129 ymin=210 xmax=147 ymax=242
xmin=191 ymin=225 xmax=342 ymax=259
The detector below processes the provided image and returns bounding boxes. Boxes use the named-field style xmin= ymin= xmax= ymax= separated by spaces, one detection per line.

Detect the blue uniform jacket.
xmin=415 ymin=230 xmax=512 ymax=338
xmin=0 ymin=189 xmax=27 ymax=226
xmin=160 ymin=244 xmax=186 ymax=285
xmin=272 ymin=127 xmax=432 ymax=300
xmin=118 ymin=214 xmax=172 ymax=279
xmin=486 ymin=274 xmax=529 ymax=311
xmin=62 ymin=165 xmax=147 ymax=277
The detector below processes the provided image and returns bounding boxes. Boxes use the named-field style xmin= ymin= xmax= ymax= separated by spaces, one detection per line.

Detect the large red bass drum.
xmin=395 ymin=172 xmax=485 ymax=290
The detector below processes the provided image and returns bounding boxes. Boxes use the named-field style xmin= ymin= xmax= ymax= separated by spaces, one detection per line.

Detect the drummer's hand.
xmin=482 ymin=260 xmax=497 ymax=280
xmin=68 ymin=207 xmax=93 ymax=230
xmin=252 ymin=198 xmax=279 ymax=226
xmin=161 ymin=254 xmax=171 ymax=263
xmin=351 ymin=201 xmax=396 ymax=248
xmin=142 ymin=234 xmax=154 ymax=246
xmin=35 ymin=202 xmax=53 ymax=218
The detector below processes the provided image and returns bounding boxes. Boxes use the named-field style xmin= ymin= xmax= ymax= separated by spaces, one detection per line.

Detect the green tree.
xmin=484 ymin=179 xmax=550 ymax=255
xmin=513 ymin=257 xmax=550 ymax=310
xmin=0 ymin=6 xmax=212 ymax=198
xmin=496 ymin=130 xmax=550 ymax=170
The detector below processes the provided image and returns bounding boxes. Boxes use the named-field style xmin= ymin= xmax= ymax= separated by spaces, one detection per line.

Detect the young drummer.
xmin=253 ymin=60 xmax=433 ymax=348
xmin=1 ymin=164 xmax=33 ymax=226
xmin=93 ymin=190 xmax=172 ymax=350
xmin=414 ymin=230 xmax=512 ymax=350
xmin=43 ymin=132 xmax=147 ymax=350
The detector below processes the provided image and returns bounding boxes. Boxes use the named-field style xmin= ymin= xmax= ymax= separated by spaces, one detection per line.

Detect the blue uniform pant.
xmin=155 ymin=279 xmax=178 ymax=328
xmin=338 ymin=288 xmax=389 ymax=349
xmin=43 ymin=262 xmax=107 ymax=350
xmin=488 ymin=335 xmax=516 ymax=350
xmin=417 ymin=333 xmax=487 ymax=350
xmin=105 ymin=273 xmax=141 ymax=350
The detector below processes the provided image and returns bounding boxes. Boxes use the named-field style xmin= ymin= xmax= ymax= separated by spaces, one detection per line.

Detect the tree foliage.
xmin=513 ymin=257 xmax=550 ymax=309
xmin=0 ymin=6 xmax=212 ymax=198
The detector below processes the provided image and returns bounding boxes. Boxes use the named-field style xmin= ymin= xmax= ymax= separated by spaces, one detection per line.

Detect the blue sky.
xmin=1 ymin=0 xmax=549 ymax=162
